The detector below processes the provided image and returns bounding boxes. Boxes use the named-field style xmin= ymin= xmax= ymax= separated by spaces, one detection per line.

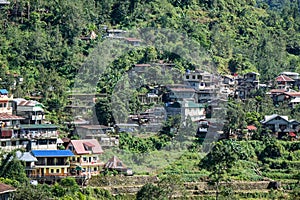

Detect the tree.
xmin=0 ymin=151 xmax=28 ymax=184
xmin=136 ymin=183 xmax=165 ymax=200
xmin=199 ymin=140 xmax=248 ymax=200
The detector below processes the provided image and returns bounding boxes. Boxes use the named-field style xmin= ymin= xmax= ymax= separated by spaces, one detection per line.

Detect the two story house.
xmin=31 ymin=150 xmax=74 ymax=177
xmin=66 ymin=139 xmax=104 ymax=177
xmin=260 ymin=114 xmax=300 ymax=139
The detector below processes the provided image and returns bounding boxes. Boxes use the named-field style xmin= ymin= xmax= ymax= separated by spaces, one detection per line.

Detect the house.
xmin=165 ymin=84 xmax=196 ymax=102
xmin=181 ymin=100 xmax=205 ymax=122
xmin=16 ymin=151 xmax=38 ymax=177
xmin=289 ymin=97 xmax=300 ymax=109
xmin=67 ymin=139 xmax=104 ymax=176
xmin=0 ymin=124 xmax=59 ymax=152
xmin=11 ymin=98 xmax=45 ymax=124
xmin=114 ymin=123 xmax=139 ymax=133
xmin=275 ymin=75 xmax=295 ymax=89
xmin=0 ymin=89 xmax=13 ymax=115
xmin=165 ymin=100 xmax=205 ymax=122
xmin=75 ymin=125 xmax=118 ymax=147
xmin=0 ymin=183 xmax=16 ymax=200
xmin=124 ymin=38 xmax=141 ymax=46
xmin=106 ymin=29 xmax=126 ymax=39
xmin=103 ymin=156 xmax=132 ymax=175
xmin=235 ymin=72 xmax=260 ymax=99
xmin=30 ymin=150 xmax=74 ymax=177
xmin=260 ymin=114 xmax=300 ymax=139
xmin=280 ymin=72 xmax=300 ymax=87
xmin=273 ymin=92 xmax=300 ymax=105
xmin=0 ymin=0 xmax=9 ymax=4
xmin=76 ymin=125 xmax=114 ymax=136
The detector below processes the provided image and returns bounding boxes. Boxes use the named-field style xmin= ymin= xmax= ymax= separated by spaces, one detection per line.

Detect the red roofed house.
xmin=275 ymin=75 xmax=295 ymax=89
xmin=0 ymin=183 xmax=16 ymax=200
xmin=67 ymin=139 xmax=104 ymax=177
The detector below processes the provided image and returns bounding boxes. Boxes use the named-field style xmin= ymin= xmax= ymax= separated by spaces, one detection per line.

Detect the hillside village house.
xmin=165 ymin=84 xmax=196 ymax=102
xmin=104 ymin=155 xmax=132 ymax=175
xmin=11 ymin=98 xmax=45 ymax=124
xmin=31 ymin=150 xmax=74 ymax=177
xmin=272 ymin=91 xmax=300 ymax=105
xmin=66 ymin=139 xmax=104 ymax=177
xmin=0 ymin=183 xmax=16 ymax=200
xmin=236 ymin=72 xmax=260 ymax=99
xmin=275 ymin=74 xmax=295 ymax=89
xmin=16 ymin=151 xmax=38 ymax=177
xmin=260 ymin=114 xmax=300 ymax=139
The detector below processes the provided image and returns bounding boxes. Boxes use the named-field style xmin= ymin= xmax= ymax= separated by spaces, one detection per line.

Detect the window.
xmin=93 ymin=157 xmax=97 ymax=161
xmin=0 ymin=104 xmax=3 ymax=108
xmin=197 ymin=75 xmax=201 ymax=80
xmin=11 ymin=141 xmax=16 ymax=146
xmin=56 ymin=169 xmax=59 ymax=173
xmin=94 ymin=167 xmax=97 ymax=172
xmin=192 ymin=75 xmax=196 ymax=79
xmin=186 ymin=75 xmax=189 ymax=79
xmin=83 ymin=157 xmax=87 ymax=162
xmin=3 ymin=103 xmax=6 ymax=108
xmin=51 ymin=169 xmax=54 ymax=173
xmin=1 ymin=141 xmax=6 ymax=147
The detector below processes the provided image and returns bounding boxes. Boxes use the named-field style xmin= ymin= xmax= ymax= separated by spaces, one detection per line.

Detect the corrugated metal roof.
xmin=20 ymin=124 xmax=57 ymax=129
xmin=0 ymin=89 xmax=8 ymax=95
xmin=31 ymin=150 xmax=74 ymax=157
xmin=0 ymin=183 xmax=16 ymax=194
xmin=69 ymin=139 xmax=103 ymax=155
xmin=104 ymin=156 xmax=127 ymax=169
xmin=0 ymin=113 xmax=24 ymax=120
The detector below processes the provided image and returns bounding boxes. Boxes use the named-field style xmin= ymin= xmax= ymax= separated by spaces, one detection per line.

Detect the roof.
xmin=289 ymin=132 xmax=297 ymax=137
xmin=13 ymin=98 xmax=43 ymax=107
xmin=0 ymin=183 xmax=16 ymax=195
xmin=280 ymin=72 xmax=299 ymax=76
xmin=57 ymin=138 xmax=64 ymax=144
xmin=276 ymin=75 xmax=294 ymax=82
xmin=17 ymin=151 xmax=38 ymax=162
xmin=179 ymin=101 xmax=205 ymax=108
xmin=0 ymin=89 xmax=8 ymax=95
xmin=77 ymin=125 xmax=110 ymax=130
xmin=0 ymin=113 xmax=24 ymax=121
xmin=247 ymin=125 xmax=257 ymax=131
xmin=261 ymin=114 xmax=289 ymax=124
xmin=31 ymin=150 xmax=74 ymax=157
xmin=69 ymin=139 xmax=103 ymax=155
xmin=20 ymin=124 xmax=57 ymax=129
xmin=245 ymin=72 xmax=260 ymax=75
xmin=134 ymin=64 xmax=151 ymax=67
xmin=125 ymin=37 xmax=141 ymax=42
xmin=269 ymin=89 xmax=286 ymax=94
xmin=284 ymin=92 xmax=300 ymax=97
xmin=290 ymin=97 xmax=300 ymax=103
xmin=104 ymin=156 xmax=127 ymax=169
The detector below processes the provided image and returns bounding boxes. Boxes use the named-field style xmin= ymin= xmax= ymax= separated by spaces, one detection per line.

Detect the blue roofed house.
xmin=30 ymin=150 xmax=74 ymax=177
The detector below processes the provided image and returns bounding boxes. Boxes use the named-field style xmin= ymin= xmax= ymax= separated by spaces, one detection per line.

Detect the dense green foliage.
xmin=1 ymin=0 xmax=300 ymax=124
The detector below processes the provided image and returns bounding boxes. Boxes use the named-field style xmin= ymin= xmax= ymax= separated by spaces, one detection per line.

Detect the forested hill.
xmin=0 ymin=0 xmax=300 ymax=120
